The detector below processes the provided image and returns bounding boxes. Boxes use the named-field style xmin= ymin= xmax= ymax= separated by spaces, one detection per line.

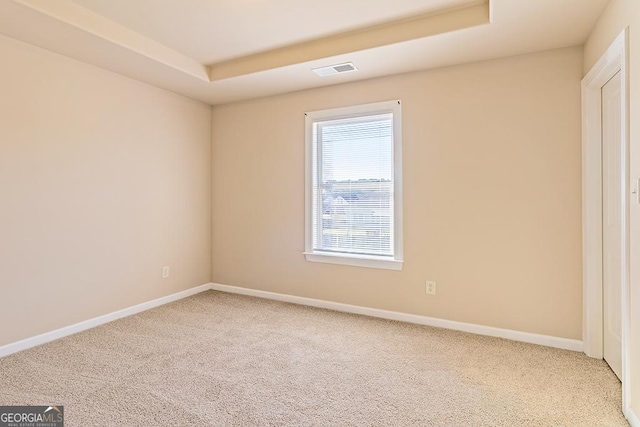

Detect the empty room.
xmin=0 ymin=0 xmax=639 ymax=425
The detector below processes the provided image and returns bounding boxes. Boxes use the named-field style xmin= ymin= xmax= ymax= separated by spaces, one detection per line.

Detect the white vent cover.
xmin=312 ymin=62 xmax=358 ymax=77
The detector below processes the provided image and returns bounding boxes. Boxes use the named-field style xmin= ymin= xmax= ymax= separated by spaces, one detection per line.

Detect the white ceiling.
xmin=0 ymin=0 xmax=610 ymax=105
xmin=69 ymin=0 xmax=478 ymax=64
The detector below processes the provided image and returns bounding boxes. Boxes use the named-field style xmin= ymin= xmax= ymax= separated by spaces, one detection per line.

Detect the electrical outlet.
xmin=162 ymin=266 xmax=170 ymax=279
xmin=425 ymin=280 xmax=436 ymax=295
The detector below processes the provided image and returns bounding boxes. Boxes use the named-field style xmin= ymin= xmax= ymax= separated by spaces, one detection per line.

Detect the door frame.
xmin=582 ymin=28 xmax=630 ymax=415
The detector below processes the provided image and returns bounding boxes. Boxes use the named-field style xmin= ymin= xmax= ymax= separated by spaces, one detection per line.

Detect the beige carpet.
xmin=0 ymin=290 xmax=628 ymax=426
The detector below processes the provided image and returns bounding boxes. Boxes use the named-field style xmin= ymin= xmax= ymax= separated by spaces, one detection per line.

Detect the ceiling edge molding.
xmin=209 ymin=1 xmax=490 ymax=81
xmin=8 ymin=0 xmax=210 ymax=81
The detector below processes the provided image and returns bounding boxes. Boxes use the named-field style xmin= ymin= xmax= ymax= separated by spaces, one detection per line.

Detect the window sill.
xmin=303 ymin=251 xmax=403 ymax=271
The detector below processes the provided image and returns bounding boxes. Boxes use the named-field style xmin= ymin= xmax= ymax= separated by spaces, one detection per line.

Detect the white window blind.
xmin=305 ymin=100 xmax=403 ymax=270
xmin=311 ymin=113 xmax=395 ymax=257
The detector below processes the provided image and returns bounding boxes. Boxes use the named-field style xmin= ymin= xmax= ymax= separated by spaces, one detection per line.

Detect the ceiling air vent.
xmin=312 ymin=62 xmax=358 ymax=77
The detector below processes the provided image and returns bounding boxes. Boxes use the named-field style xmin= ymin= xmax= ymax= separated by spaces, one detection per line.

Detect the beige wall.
xmin=0 ymin=35 xmax=212 ymax=347
xmin=212 ymin=47 xmax=584 ymax=340
xmin=584 ymin=0 xmax=640 ymax=417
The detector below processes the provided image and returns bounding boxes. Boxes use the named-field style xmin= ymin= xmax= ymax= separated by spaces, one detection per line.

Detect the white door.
xmin=602 ymin=70 xmax=623 ymax=380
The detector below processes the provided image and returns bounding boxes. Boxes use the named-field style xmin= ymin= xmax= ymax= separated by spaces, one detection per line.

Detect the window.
xmin=304 ymin=100 xmax=403 ymax=270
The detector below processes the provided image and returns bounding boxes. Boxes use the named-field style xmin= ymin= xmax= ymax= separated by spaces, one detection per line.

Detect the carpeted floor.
xmin=0 ymin=290 xmax=628 ymax=426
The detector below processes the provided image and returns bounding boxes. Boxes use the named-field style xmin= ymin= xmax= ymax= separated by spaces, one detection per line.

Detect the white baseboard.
xmin=627 ymin=408 xmax=640 ymax=427
xmin=0 ymin=283 xmax=213 ymax=358
xmin=0 ymin=281 xmax=585 ymax=359
xmin=210 ymin=283 xmax=583 ymax=352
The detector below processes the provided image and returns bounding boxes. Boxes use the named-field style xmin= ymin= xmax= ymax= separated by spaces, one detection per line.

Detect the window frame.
xmin=303 ymin=100 xmax=404 ymax=271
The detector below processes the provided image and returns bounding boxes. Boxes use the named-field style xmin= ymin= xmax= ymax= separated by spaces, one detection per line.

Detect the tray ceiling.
xmin=0 ymin=0 xmax=611 ymax=104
